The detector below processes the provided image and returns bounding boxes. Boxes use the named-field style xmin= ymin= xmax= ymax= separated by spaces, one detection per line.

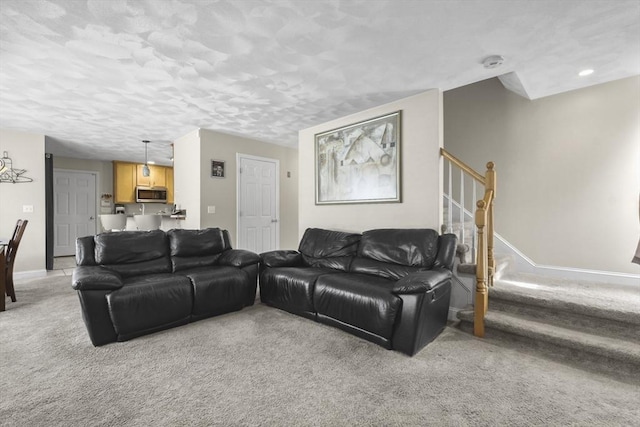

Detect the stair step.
xmin=456 ymin=271 xmax=640 ymax=378
xmin=457 ymin=309 xmax=640 ymax=368
xmin=489 ymin=297 xmax=640 ymax=344
xmin=491 ymin=279 xmax=640 ymax=326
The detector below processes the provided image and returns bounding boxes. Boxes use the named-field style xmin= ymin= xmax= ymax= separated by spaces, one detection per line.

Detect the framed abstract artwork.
xmin=315 ymin=111 xmax=401 ymax=204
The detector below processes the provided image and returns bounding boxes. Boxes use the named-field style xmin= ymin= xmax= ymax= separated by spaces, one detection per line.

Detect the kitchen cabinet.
xmin=165 ymin=167 xmax=174 ymax=204
xmin=136 ymin=164 xmax=166 ymax=188
xmin=113 ymin=161 xmax=137 ymax=203
xmin=113 ymin=161 xmax=174 ymax=204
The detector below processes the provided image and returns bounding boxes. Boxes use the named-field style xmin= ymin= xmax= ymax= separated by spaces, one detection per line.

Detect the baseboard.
xmin=495 ymin=233 xmax=640 ymax=288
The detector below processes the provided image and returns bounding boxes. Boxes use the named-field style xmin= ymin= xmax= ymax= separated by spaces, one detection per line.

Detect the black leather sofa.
xmin=72 ymin=228 xmax=260 ymax=346
xmin=260 ymin=228 xmax=457 ymax=356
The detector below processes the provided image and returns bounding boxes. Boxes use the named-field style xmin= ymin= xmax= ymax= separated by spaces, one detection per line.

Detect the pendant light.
xmin=142 ymin=140 xmax=150 ymax=177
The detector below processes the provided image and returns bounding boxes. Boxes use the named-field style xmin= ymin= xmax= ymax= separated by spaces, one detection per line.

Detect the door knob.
xmin=89 ymin=216 xmax=94 ymax=220
xmin=271 ymin=219 xmax=278 ymax=223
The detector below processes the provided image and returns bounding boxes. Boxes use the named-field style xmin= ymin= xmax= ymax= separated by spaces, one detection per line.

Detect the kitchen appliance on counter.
xmin=136 ymin=186 xmax=168 ymax=203
xmin=115 ymin=204 xmax=125 ymax=215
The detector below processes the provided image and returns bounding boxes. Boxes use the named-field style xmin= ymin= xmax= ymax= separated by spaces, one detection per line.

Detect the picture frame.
xmin=315 ymin=111 xmax=401 ymax=205
xmin=211 ymin=160 xmax=225 ymax=178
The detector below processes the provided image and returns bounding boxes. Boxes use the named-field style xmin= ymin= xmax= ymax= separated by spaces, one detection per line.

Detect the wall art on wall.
xmin=211 ymin=159 xmax=225 ymax=178
xmin=315 ymin=111 xmax=401 ymax=204
xmin=0 ymin=151 xmax=33 ymax=183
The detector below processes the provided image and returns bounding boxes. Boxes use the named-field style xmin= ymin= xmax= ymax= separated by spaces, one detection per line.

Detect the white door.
xmin=54 ymin=170 xmax=97 ymax=256
xmin=237 ymin=155 xmax=279 ymax=253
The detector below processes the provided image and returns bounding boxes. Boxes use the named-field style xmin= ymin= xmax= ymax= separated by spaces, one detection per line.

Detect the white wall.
xmin=173 ymin=128 xmax=299 ymax=249
xmin=0 ymin=129 xmax=46 ymax=273
xmin=444 ymin=76 xmax=640 ymax=274
xmin=298 ymin=90 xmax=443 ymax=237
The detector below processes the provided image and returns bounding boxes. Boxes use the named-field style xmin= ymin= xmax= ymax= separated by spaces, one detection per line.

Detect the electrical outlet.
xmin=23 ymin=205 xmax=34 ymax=213
xmin=207 ymin=206 xmax=216 ymax=214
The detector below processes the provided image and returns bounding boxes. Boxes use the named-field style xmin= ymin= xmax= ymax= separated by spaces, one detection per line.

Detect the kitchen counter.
xmin=113 ymin=215 xmax=186 ymax=231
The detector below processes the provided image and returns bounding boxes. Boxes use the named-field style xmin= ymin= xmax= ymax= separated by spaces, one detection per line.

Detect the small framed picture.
xmin=211 ymin=160 xmax=225 ymax=178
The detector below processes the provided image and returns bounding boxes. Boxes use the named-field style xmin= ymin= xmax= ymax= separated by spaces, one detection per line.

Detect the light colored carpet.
xmin=1 ymin=275 xmax=639 ymax=426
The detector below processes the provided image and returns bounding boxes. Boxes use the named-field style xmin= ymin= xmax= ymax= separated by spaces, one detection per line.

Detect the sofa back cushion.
xmin=350 ymin=229 xmax=440 ymax=280
xmin=298 ymin=228 xmax=361 ymax=271
xmin=94 ymin=230 xmax=171 ymax=277
xmin=168 ymin=228 xmax=230 ymax=272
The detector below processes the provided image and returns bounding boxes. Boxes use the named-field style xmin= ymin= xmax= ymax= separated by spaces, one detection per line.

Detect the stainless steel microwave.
xmin=136 ymin=186 xmax=168 ymax=203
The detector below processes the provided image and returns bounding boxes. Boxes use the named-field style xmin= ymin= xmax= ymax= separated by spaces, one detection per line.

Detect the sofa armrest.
xmin=260 ymin=250 xmax=303 ymax=268
xmin=392 ymin=268 xmax=452 ymax=294
xmin=217 ymin=249 xmax=260 ymax=268
xmin=72 ymin=266 xmax=123 ymax=291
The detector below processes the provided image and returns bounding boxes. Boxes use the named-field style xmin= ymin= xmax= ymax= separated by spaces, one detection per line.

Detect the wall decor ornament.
xmin=0 ymin=151 xmax=33 ymax=183
xmin=315 ymin=111 xmax=401 ymax=204
xmin=211 ymin=159 xmax=225 ymax=178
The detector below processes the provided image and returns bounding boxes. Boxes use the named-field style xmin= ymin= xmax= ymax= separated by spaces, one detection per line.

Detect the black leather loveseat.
xmin=72 ymin=228 xmax=260 ymax=346
xmin=260 ymin=228 xmax=456 ymax=356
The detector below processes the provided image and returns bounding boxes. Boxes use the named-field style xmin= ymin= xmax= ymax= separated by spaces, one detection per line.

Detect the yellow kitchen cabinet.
xmin=113 ymin=161 xmax=137 ymax=203
xmin=136 ymin=164 xmax=166 ymax=188
xmin=114 ymin=162 xmax=173 ymax=204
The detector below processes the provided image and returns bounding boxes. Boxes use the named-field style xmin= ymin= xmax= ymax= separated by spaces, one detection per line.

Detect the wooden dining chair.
xmin=4 ymin=219 xmax=28 ymax=302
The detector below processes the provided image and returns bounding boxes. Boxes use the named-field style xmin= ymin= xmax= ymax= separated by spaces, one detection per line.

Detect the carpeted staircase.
xmin=456 ymin=271 xmax=640 ymax=378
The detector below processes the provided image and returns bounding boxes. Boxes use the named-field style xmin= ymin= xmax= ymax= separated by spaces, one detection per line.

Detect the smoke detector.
xmin=483 ymin=55 xmax=505 ymax=69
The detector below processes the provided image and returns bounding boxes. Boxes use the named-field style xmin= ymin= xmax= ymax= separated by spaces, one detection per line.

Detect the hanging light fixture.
xmin=142 ymin=140 xmax=150 ymax=177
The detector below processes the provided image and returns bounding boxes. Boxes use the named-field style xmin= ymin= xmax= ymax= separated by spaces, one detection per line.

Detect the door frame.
xmin=52 ymin=168 xmax=100 ymax=256
xmin=236 ymin=153 xmax=280 ymax=251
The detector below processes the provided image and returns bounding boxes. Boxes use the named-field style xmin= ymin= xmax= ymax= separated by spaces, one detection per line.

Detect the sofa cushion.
xmin=357 ymin=229 xmax=439 ymax=268
xmin=168 ymin=228 xmax=228 ymax=257
xmin=298 ymin=228 xmax=361 ymax=271
xmin=95 ymin=230 xmax=171 ymax=277
xmin=183 ymin=266 xmax=253 ymax=319
xmin=107 ymin=273 xmax=193 ymax=341
xmin=168 ymin=228 xmax=229 ymax=272
xmin=314 ymin=273 xmax=401 ymax=340
xmin=350 ymin=229 xmax=441 ymax=280
xmin=259 ymin=267 xmax=341 ymax=318
xmin=95 ymin=230 xmax=168 ymax=264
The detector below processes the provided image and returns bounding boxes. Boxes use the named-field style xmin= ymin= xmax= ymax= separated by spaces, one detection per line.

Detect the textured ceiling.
xmin=1 ymin=0 xmax=639 ymax=165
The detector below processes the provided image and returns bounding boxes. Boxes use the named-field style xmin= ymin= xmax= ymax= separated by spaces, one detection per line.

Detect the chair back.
xmin=6 ymin=219 xmax=28 ymax=264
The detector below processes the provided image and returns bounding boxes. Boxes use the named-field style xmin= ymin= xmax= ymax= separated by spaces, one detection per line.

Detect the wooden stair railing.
xmin=441 ymin=149 xmax=496 ymax=337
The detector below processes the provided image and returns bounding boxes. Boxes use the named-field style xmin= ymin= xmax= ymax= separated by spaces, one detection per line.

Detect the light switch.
xmin=207 ymin=206 xmax=216 ymax=214
xmin=23 ymin=205 xmax=34 ymax=213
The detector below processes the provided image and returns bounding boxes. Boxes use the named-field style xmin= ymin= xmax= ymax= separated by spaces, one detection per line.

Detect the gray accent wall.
xmin=444 ymin=76 xmax=640 ymax=275
xmin=173 ymin=128 xmax=299 ymax=250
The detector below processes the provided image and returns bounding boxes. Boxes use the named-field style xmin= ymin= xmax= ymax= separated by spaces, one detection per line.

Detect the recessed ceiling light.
xmin=579 ymin=69 xmax=594 ymax=77
xmin=147 ymin=161 xmax=156 ymax=165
